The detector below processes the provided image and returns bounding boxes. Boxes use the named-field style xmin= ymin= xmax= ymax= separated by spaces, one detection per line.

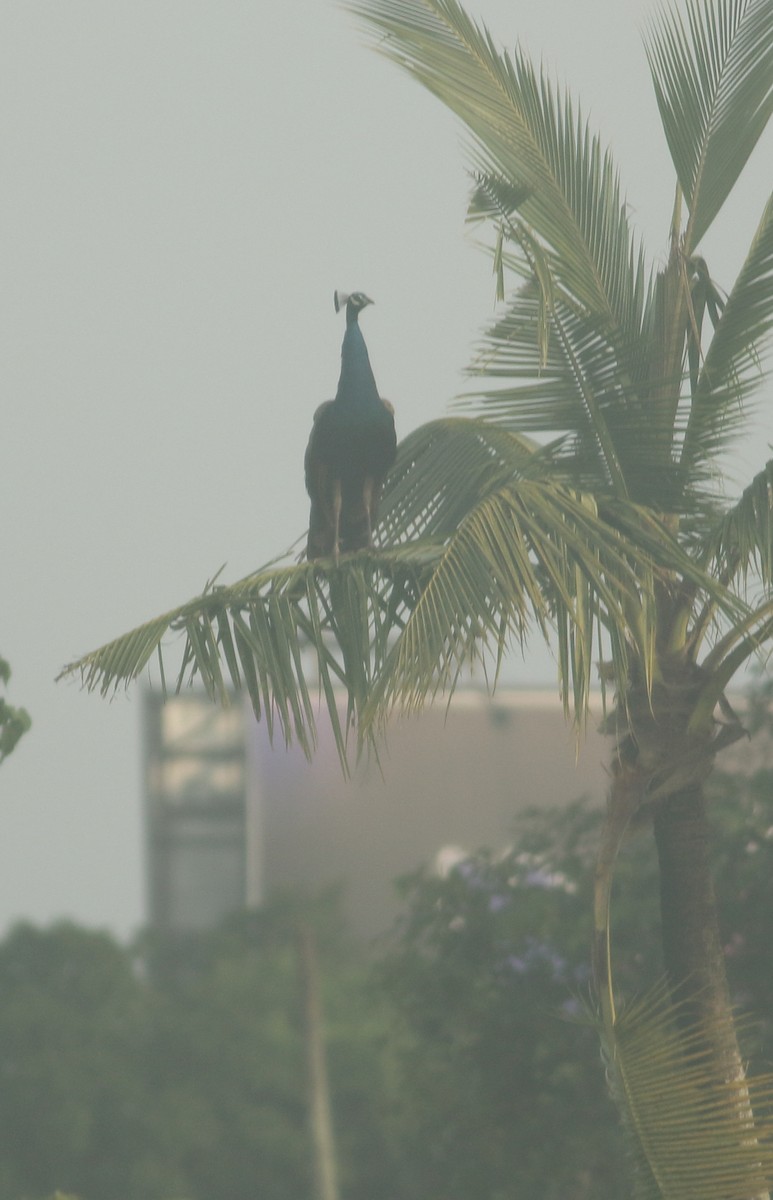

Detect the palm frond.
xmin=690 ymin=601 xmax=773 ymax=731
xmin=61 ymin=420 xmax=739 ymax=759
xmin=477 ymin=180 xmax=773 ymax=510
xmin=645 ymin=0 xmax=773 ymax=251
xmin=380 ymin=419 xmax=729 ymax=589
xmin=599 ymin=982 xmax=773 ymax=1199
xmin=680 ymin=192 xmax=773 ymax=472
xmin=372 ymin=480 xmax=649 ymax=723
xmin=378 ymin=416 xmax=554 ymax=540
xmin=700 ymin=458 xmax=773 ymax=588
xmin=374 ymin=424 xmax=749 ymax=720
xmin=59 ymin=492 xmax=625 ymax=757
xmin=348 ymin=0 xmax=647 ymax=341
xmin=463 ymin=285 xmax=691 ymax=507
xmin=58 ymin=548 xmax=437 ymax=769
xmin=591 ymin=706 xmax=773 ymax=1200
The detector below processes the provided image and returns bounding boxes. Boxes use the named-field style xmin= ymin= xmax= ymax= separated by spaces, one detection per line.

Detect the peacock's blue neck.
xmin=336 ymin=322 xmax=380 ymax=406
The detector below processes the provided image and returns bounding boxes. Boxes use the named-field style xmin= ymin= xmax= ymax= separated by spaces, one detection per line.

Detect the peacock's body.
xmin=305 ymin=291 xmax=396 ymax=561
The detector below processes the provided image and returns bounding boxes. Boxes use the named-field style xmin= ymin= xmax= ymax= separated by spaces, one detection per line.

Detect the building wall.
xmin=248 ymin=690 xmax=608 ymax=939
xmin=144 ymin=687 xmax=765 ymax=940
xmin=143 ymin=691 xmax=248 ymax=935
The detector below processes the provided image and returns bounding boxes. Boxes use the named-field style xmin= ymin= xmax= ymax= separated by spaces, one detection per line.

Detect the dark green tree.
xmin=3 ymin=718 xmax=773 ymax=1200
xmin=379 ymin=714 xmax=773 ymax=1200
xmin=0 ymin=923 xmax=159 ymax=1200
xmin=0 ymin=656 xmax=30 ymax=765
xmin=379 ymin=821 xmax=625 ymax=1200
xmin=0 ymin=902 xmax=401 ymax=1200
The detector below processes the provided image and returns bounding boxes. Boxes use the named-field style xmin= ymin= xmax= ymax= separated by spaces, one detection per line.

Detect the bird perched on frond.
xmin=305 ymin=291 xmax=397 ymax=562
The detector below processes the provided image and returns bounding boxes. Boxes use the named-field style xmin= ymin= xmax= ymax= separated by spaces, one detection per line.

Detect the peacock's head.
xmin=334 ymin=290 xmax=374 ymax=319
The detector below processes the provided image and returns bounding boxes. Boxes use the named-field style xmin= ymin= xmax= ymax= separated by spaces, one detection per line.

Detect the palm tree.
xmin=61 ymin=0 xmax=773 ymax=1190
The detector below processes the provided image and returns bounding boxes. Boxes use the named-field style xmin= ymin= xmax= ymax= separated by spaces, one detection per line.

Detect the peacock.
xmin=305 ymin=291 xmax=397 ymax=562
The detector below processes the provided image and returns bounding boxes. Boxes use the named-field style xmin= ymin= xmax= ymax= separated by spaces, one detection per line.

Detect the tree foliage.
xmin=0 ymin=902 xmax=398 ymax=1200
xmin=5 ymin=724 xmax=773 ymax=1200
xmin=0 ymin=656 xmax=30 ymax=765
xmin=378 ymin=717 xmax=773 ymax=1199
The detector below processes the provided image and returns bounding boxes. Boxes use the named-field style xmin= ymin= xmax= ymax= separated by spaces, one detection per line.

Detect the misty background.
xmin=2 ymin=1 xmax=770 ymax=939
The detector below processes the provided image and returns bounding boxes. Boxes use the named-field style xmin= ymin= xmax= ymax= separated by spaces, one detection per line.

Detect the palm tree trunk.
xmin=653 ymin=784 xmax=770 ymax=1200
xmin=297 ymin=920 xmax=341 ymax=1200
xmin=652 ymin=785 xmax=734 ymax=1047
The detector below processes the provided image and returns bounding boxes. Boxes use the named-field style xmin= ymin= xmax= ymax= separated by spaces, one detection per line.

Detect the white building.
xmin=143 ymin=688 xmax=611 ymax=939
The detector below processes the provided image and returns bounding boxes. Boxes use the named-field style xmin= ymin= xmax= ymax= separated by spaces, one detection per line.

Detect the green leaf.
xmin=701 ymin=458 xmax=773 ymax=588
xmin=0 ymin=656 xmax=31 ymax=765
xmin=0 ymin=700 xmax=32 ymax=763
xmin=463 ymin=285 xmax=694 ymax=507
xmin=645 ymin=0 xmax=773 ymax=251
xmin=681 ymin=192 xmax=773 ymax=472
xmin=599 ymin=982 xmax=773 ymax=1199
xmin=368 ymin=479 xmax=648 ymax=723
xmin=348 ymin=0 xmax=647 ymax=339
xmin=58 ymin=552 xmax=432 ymax=765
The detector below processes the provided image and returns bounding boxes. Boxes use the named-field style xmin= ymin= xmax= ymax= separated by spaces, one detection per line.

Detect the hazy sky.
xmin=2 ymin=1 xmax=771 ymax=940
